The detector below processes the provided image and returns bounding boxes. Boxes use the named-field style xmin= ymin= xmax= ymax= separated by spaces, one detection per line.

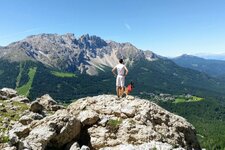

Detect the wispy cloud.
xmin=124 ymin=23 xmax=131 ymax=31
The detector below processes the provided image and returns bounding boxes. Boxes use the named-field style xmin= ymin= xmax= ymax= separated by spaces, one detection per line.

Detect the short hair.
xmin=119 ymin=59 xmax=123 ymax=64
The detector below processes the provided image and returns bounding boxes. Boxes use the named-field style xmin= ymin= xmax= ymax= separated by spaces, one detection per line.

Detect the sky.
xmin=0 ymin=0 xmax=225 ymax=57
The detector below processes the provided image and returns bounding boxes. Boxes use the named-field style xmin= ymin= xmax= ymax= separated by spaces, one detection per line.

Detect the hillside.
xmin=172 ymin=54 xmax=225 ymax=77
xmin=1 ymin=58 xmax=225 ymax=101
xmin=196 ymin=53 xmax=225 ymax=61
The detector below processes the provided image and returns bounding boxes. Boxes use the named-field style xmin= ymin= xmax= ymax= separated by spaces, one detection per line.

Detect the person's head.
xmin=119 ymin=59 xmax=123 ymax=64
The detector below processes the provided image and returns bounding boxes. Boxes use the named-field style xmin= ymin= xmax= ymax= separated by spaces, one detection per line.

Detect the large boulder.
xmin=68 ymin=95 xmax=201 ymax=150
xmin=30 ymin=101 xmax=44 ymax=114
xmin=18 ymin=110 xmax=81 ymax=150
xmin=9 ymin=123 xmax=30 ymax=139
xmin=69 ymin=142 xmax=80 ymax=150
xmin=10 ymin=95 xmax=30 ymax=103
xmin=19 ymin=115 xmax=33 ymax=125
xmin=0 ymin=88 xmax=18 ymax=100
xmin=77 ymin=110 xmax=99 ymax=126
xmin=36 ymin=94 xmax=64 ymax=111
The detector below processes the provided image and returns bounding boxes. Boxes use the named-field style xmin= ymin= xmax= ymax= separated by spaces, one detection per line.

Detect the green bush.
xmin=106 ymin=118 xmax=122 ymax=133
xmin=0 ymin=134 xmax=9 ymax=143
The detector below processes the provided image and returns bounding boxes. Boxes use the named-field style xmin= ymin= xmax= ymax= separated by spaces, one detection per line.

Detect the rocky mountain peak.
xmin=0 ymin=33 xmax=158 ymax=75
xmin=144 ymin=50 xmax=158 ymax=61
xmin=174 ymin=54 xmax=201 ymax=60
xmin=78 ymin=34 xmax=107 ymax=49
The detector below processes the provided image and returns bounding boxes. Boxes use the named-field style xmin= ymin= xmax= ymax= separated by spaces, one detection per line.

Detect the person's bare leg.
xmin=120 ymin=86 xmax=125 ymax=97
xmin=116 ymin=86 xmax=119 ymax=98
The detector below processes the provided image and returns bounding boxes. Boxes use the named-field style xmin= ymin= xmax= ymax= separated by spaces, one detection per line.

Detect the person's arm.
xmin=124 ymin=66 xmax=128 ymax=76
xmin=112 ymin=66 xmax=117 ymax=77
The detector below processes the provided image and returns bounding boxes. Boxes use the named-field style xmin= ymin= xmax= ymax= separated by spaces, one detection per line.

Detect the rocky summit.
xmin=0 ymin=88 xmax=201 ymax=150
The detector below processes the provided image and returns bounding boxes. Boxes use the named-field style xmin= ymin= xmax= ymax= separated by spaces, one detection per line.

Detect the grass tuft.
xmin=106 ymin=118 xmax=122 ymax=133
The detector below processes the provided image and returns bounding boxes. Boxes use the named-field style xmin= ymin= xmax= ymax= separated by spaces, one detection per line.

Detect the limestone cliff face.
xmin=0 ymin=89 xmax=201 ymax=150
xmin=0 ymin=33 xmax=157 ymax=75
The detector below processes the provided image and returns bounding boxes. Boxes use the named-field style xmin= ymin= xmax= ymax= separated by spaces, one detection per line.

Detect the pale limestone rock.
xmin=19 ymin=116 xmax=33 ymax=125
xmin=9 ymin=123 xmax=30 ymax=139
xmin=19 ymin=111 xmax=44 ymax=126
xmin=2 ymin=146 xmax=17 ymax=150
xmin=0 ymin=103 xmax=5 ymax=107
xmin=99 ymin=116 xmax=110 ymax=126
xmin=121 ymin=106 xmax=136 ymax=117
xmin=68 ymin=95 xmax=201 ymax=150
xmin=36 ymin=94 xmax=61 ymax=111
xmin=99 ymin=141 xmax=183 ymax=150
xmin=126 ymin=95 xmax=135 ymax=100
xmin=37 ymin=94 xmax=57 ymax=105
xmin=0 ymin=88 xmax=18 ymax=99
xmin=10 ymin=95 xmax=30 ymax=103
xmin=69 ymin=142 xmax=80 ymax=150
xmin=6 ymin=94 xmax=200 ymax=150
xmin=28 ymin=112 xmax=44 ymax=120
xmin=8 ymin=132 xmax=19 ymax=145
xmin=19 ymin=111 xmax=81 ymax=150
xmin=77 ymin=110 xmax=99 ymax=126
xmin=80 ymin=145 xmax=90 ymax=150
xmin=21 ymin=125 xmax=56 ymax=150
xmin=88 ymin=126 xmax=108 ymax=148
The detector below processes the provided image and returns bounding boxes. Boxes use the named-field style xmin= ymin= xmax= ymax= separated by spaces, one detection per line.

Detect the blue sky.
xmin=0 ymin=0 xmax=225 ymax=57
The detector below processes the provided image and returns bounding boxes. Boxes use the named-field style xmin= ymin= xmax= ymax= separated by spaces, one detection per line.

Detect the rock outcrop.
xmin=67 ymin=95 xmax=201 ymax=150
xmin=0 ymin=88 xmax=18 ymax=100
xmin=35 ymin=94 xmax=64 ymax=111
xmin=29 ymin=94 xmax=64 ymax=114
xmin=19 ymin=110 xmax=81 ymax=150
xmin=2 ymin=93 xmax=201 ymax=150
xmin=0 ymin=88 xmax=66 ymax=150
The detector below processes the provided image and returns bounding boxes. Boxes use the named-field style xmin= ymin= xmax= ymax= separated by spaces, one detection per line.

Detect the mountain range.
xmin=1 ymin=33 xmax=225 ymax=101
xmin=0 ymin=33 xmax=157 ymax=75
xmin=172 ymin=54 xmax=225 ymax=77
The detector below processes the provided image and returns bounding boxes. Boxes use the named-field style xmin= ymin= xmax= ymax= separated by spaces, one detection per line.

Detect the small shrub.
xmin=0 ymin=132 xmax=9 ymax=143
xmin=106 ymin=118 xmax=122 ymax=133
xmin=152 ymin=147 xmax=157 ymax=150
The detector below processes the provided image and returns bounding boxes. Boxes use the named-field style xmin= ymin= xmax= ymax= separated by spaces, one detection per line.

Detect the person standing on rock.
xmin=112 ymin=59 xmax=128 ymax=99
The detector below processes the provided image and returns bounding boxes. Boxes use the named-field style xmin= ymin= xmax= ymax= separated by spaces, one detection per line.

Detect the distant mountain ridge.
xmin=172 ymin=54 xmax=225 ymax=77
xmin=195 ymin=53 xmax=225 ymax=60
xmin=0 ymin=33 xmax=157 ymax=75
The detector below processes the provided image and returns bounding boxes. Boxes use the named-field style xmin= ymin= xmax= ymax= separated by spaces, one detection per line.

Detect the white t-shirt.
xmin=116 ymin=64 xmax=125 ymax=76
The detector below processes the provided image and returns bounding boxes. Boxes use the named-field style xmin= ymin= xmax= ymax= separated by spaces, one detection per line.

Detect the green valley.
xmin=0 ymin=58 xmax=225 ymax=148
